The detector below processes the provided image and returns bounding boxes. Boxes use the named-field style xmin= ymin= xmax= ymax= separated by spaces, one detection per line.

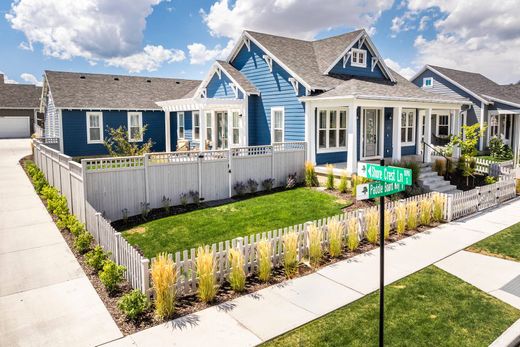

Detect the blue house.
xmin=41 ymin=71 xmax=200 ymax=157
xmin=157 ymin=29 xmax=468 ymax=173
xmin=411 ymin=65 xmax=520 ymax=160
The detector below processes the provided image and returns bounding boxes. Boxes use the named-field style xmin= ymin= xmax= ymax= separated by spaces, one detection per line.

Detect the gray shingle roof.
xmin=499 ymin=84 xmax=520 ymax=105
xmin=0 ymin=75 xmax=42 ymax=109
xmin=45 ymin=71 xmax=201 ymax=110
xmin=216 ymin=60 xmax=259 ymax=95
xmin=312 ymin=30 xmax=364 ymax=73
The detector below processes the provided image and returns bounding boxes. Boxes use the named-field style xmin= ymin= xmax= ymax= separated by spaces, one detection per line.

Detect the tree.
xmin=104 ymin=126 xmax=153 ymax=157
xmin=449 ymin=123 xmax=486 ymax=157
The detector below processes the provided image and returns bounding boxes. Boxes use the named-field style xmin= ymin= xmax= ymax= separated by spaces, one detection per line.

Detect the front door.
xmin=216 ymin=111 xmax=228 ymax=149
xmin=363 ymin=109 xmax=381 ymax=158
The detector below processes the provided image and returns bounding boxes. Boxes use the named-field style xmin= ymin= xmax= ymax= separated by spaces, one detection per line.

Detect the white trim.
xmin=157 ymin=98 xmax=244 ymax=112
xmin=316 ymin=107 xmax=348 ymax=153
xmin=165 ymin=111 xmax=171 ymax=152
xmin=288 ymin=77 xmax=299 ymax=95
xmin=58 ymin=109 xmax=64 ymax=152
xmin=231 ymin=110 xmax=241 ymax=146
xmin=230 ymin=83 xmax=239 ymax=98
xmin=263 ymin=54 xmax=273 ymax=72
xmin=127 ymin=111 xmax=143 ymax=142
xmin=300 ymin=94 xmax=470 ymax=106
xmin=401 ymin=108 xmax=416 ymax=146
xmin=192 ymin=110 xmax=200 ymax=141
xmin=216 ymin=67 xmax=222 ymax=79
xmin=270 ymin=106 xmax=285 ymax=144
xmin=482 ymin=94 xmax=520 ymax=108
xmin=480 ymin=101 xmax=485 ymax=150
xmin=342 ymin=52 xmax=352 ymax=68
xmin=422 ymin=77 xmax=433 ymax=88
xmin=360 ymin=107 xmax=384 ymax=160
xmin=434 ymin=111 xmax=450 ymax=137
xmin=244 ymin=37 xmax=250 ymax=51
xmin=346 ymin=104 xmax=357 ymax=173
xmin=371 ymin=57 xmax=378 ymax=72
xmin=86 ymin=111 xmax=103 ymax=144
xmin=350 ymin=48 xmax=367 ymax=68
xmin=177 ymin=111 xmax=185 ymax=140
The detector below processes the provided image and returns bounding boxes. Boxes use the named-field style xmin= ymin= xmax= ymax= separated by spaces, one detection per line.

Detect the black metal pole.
xmin=379 ymin=158 xmax=385 ymax=347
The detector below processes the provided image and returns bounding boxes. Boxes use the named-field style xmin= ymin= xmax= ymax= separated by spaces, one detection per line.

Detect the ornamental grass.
xmin=228 ymin=248 xmax=246 ymax=292
xmin=347 ymin=218 xmax=359 ymax=251
xmin=384 ymin=209 xmax=392 ymax=240
xmin=395 ymin=203 xmax=406 ymax=236
xmin=419 ymin=199 xmax=433 ymax=226
xmin=365 ymin=209 xmax=379 ymax=244
xmin=196 ymin=246 xmax=217 ymax=302
xmin=325 ymin=164 xmax=335 ymax=190
xmin=257 ymin=239 xmax=272 ymax=282
xmin=151 ymin=253 xmax=177 ymax=320
xmin=308 ymin=224 xmax=323 ymax=266
xmin=328 ymin=218 xmax=344 ymax=257
xmin=283 ymin=232 xmax=299 ymax=277
xmin=304 ymin=161 xmax=319 ymax=187
xmin=432 ymin=193 xmax=445 ymax=222
xmin=406 ymin=201 xmax=418 ymax=230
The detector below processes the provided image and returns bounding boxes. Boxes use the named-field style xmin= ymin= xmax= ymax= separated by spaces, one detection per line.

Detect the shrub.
xmin=247 ymin=179 xmax=259 ymax=194
xmin=432 ymin=193 xmax=445 ymax=222
xmin=41 ymin=185 xmax=59 ymax=202
xmin=104 ymin=125 xmax=153 ymax=156
xmin=85 ymin=245 xmax=110 ymax=272
xmin=257 ymin=239 xmax=272 ymax=282
xmin=196 ymin=246 xmax=217 ymax=302
xmin=189 ymin=190 xmax=200 ymax=205
xmin=338 ymin=172 xmax=348 ymax=193
xmin=433 ymin=158 xmax=447 ymax=176
xmin=490 ymin=137 xmax=513 ymax=160
xmin=162 ymin=196 xmax=171 ymax=214
xmin=48 ymin=195 xmax=68 ymax=220
xmin=32 ymin=171 xmax=48 ymax=193
xmin=179 ymin=193 xmax=188 ymax=206
xmin=304 ymin=161 xmax=318 ymax=187
xmin=286 ymin=172 xmax=298 ymax=189
xmin=419 ymin=199 xmax=432 ymax=226
xmin=516 ymin=179 xmax=520 ymax=195
xmin=347 ymin=218 xmax=359 ymax=251
xmin=261 ymin=178 xmax=275 ymax=191
xmin=395 ymin=203 xmax=406 ymax=235
xmin=57 ymin=213 xmax=76 ymax=230
xmin=384 ymin=209 xmax=391 ymax=240
xmin=406 ymin=201 xmax=418 ymax=230
xmin=118 ymin=289 xmax=150 ymax=321
xmin=325 ymin=164 xmax=335 ymax=190
xmin=140 ymin=202 xmax=150 ymax=221
xmin=283 ymin=232 xmax=298 ymax=277
xmin=351 ymin=175 xmax=369 ymax=198
xmin=308 ymin=224 xmax=323 ymax=267
xmin=485 ymin=176 xmax=497 ymax=185
xmin=328 ymin=219 xmax=343 ymax=257
xmin=74 ymin=231 xmax=93 ymax=254
xmin=233 ymin=181 xmax=247 ymax=196
xmin=365 ymin=209 xmax=379 ymax=244
xmin=228 ymin=248 xmax=246 ymax=292
xmin=69 ymin=219 xmax=85 ymax=237
xmin=151 ymin=253 xmax=177 ymax=320
xmin=99 ymin=260 xmax=126 ymax=294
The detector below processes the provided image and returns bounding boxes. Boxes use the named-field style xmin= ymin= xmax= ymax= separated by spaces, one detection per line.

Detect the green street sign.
xmin=356 ymin=181 xmax=405 ymax=200
xmin=357 ymin=162 xmax=413 ymax=186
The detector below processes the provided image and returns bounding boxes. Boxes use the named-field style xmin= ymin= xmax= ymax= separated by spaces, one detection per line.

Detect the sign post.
xmin=356 ymin=160 xmax=412 ymax=347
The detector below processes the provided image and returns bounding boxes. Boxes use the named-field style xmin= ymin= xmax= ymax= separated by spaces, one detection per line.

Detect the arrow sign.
xmin=358 ymin=162 xmax=413 ymax=186
xmin=356 ymin=181 xmax=405 ymax=200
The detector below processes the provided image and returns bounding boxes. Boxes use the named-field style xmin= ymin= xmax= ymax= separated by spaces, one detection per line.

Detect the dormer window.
xmin=423 ymin=77 xmax=433 ymax=88
xmin=351 ymin=48 xmax=367 ymax=68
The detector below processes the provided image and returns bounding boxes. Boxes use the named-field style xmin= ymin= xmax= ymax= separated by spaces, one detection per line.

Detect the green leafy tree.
xmin=449 ymin=123 xmax=486 ymax=157
xmin=104 ymin=126 xmax=153 ymax=157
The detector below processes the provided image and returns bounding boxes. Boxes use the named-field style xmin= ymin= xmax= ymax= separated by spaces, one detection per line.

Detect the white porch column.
xmin=514 ymin=114 xmax=520 ymax=164
xmin=392 ymin=106 xmax=402 ymax=161
xmin=452 ymin=109 xmax=461 ymax=158
xmin=199 ymin=108 xmax=206 ymax=151
xmin=346 ymin=104 xmax=358 ymax=174
xmin=165 ymin=110 xmax=171 ymax=152
xmin=305 ymin=101 xmax=316 ymax=163
xmin=424 ymin=108 xmax=432 ymax=162
xmin=416 ymin=109 xmax=424 ymax=155
xmin=479 ymin=102 xmax=485 ymax=150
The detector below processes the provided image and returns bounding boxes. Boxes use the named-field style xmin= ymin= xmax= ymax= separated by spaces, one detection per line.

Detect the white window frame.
xmin=205 ymin=111 xmax=213 ymax=149
xmin=192 ymin=111 xmax=200 ymax=141
xmin=435 ymin=112 xmax=450 ymax=137
xmin=127 ymin=112 xmax=143 ymax=142
xmin=177 ymin=112 xmax=185 ymax=139
xmin=231 ymin=111 xmax=241 ymax=146
xmin=401 ymin=109 xmax=416 ymax=146
xmin=360 ymin=107 xmax=384 ymax=160
xmin=270 ymin=106 xmax=285 ymax=144
xmin=86 ymin=111 xmax=103 ymax=144
xmin=317 ymin=108 xmax=348 ymax=153
xmin=351 ymin=48 xmax=367 ymax=68
xmin=423 ymin=77 xmax=433 ymax=88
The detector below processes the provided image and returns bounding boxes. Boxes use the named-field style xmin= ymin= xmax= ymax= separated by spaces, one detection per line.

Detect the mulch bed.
xmin=20 ymin=154 xmax=440 ymax=336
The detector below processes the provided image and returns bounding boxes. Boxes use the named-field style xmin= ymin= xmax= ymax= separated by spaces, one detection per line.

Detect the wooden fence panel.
xmin=148 ymin=160 xmax=199 ymax=208
xmin=200 ymin=154 xmax=229 ymax=201
xmin=231 ymin=154 xmax=272 ymax=187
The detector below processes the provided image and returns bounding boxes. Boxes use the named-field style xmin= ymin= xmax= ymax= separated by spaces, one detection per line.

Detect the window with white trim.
xmin=436 ymin=114 xmax=449 ymax=137
xmin=232 ymin=111 xmax=240 ymax=145
xmin=193 ymin=111 xmax=200 ymax=140
xmin=271 ymin=107 xmax=284 ymax=143
xmin=177 ymin=112 xmax=185 ymax=139
xmin=86 ymin=112 xmax=103 ymax=144
xmin=401 ymin=109 xmax=416 ymax=145
xmin=318 ymin=108 xmax=347 ymax=151
xmin=423 ymin=77 xmax=433 ymax=88
xmin=205 ymin=112 xmax=213 ymax=145
xmin=351 ymin=48 xmax=367 ymax=68
xmin=127 ymin=112 xmax=143 ymax=142
xmin=489 ymin=114 xmax=499 ymax=138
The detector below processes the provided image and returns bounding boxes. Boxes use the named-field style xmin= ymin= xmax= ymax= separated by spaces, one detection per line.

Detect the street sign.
xmin=357 ymin=162 xmax=413 ymax=186
xmin=356 ymin=181 xmax=405 ymax=200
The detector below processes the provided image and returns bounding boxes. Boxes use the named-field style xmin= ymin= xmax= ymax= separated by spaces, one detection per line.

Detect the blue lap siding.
xmin=62 ymin=110 xmax=165 ymax=157
xmin=169 ymin=111 xmax=193 ymax=150
xmin=206 ymin=72 xmax=244 ymax=99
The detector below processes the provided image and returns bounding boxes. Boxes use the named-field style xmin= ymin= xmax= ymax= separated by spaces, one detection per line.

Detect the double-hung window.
xmin=489 ymin=114 xmax=499 ymax=138
xmin=205 ymin=112 xmax=213 ymax=147
xmin=127 ymin=112 xmax=143 ymax=142
xmin=436 ymin=113 xmax=449 ymax=137
xmin=177 ymin=112 xmax=185 ymax=139
xmin=232 ymin=111 xmax=240 ymax=145
xmin=318 ymin=108 xmax=347 ymax=151
xmin=86 ymin=111 xmax=103 ymax=144
xmin=351 ymin=48 xmax=367 ymax=68
xmin=193 ymin=111 xmax=200 ymax=140
xmin=271 ymin=107 xmax=284 ymax=143
xmin=401 ymin=109 xmax=416 ymax=145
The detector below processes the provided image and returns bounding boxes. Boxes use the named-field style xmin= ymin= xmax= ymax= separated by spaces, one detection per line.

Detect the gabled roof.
xmin=44 ymin=71 xmax=201 ymax=110
xmin=0 ymin=75 xmax=42 ymax=109
xmin=313 ymin=30 xmax=364 ymax=73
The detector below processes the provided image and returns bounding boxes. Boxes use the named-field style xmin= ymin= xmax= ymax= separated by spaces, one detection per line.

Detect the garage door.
xmin=0 ymin=116 xmax=30 ymax=138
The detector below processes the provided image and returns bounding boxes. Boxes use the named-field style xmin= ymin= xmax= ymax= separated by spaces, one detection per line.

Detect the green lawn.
xmin=467 ymin=222 xmax=520 ymax=261
xmin=263 ymin=266 xmax=520 ymax=347
xmin=123 ymin=188 xmax=348 ymax=257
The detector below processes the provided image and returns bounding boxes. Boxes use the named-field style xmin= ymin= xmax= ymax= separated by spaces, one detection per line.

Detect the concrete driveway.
xmin=0 ymin=139 xmax=122 ymax=346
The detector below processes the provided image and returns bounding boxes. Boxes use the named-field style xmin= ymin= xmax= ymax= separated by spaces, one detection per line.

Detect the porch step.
xmin=418 ymin=163 xmax=461 ymax=194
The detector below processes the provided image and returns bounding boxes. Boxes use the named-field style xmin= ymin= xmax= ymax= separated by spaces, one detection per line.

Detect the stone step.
xmin=434 ymin=184 xmax=460 ymax=194
xmin=419 ymin=171 xmax=439 ymax=179
xmin=425 ymin=179 xmax=452 ymax=189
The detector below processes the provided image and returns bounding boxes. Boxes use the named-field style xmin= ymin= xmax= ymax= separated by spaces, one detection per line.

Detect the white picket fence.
xmin=474 ymin=157 xmax=515 ymax=177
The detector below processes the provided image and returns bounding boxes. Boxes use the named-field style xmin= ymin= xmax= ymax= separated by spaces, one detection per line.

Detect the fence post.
xmin=114 ymin=232 xmax=121 ymax=264
xmin=476 ymin=186 xmax=481 ymax=211
xmin=144 ymin=154 xmax=150 ymax=206
xmin=271 ymin=145 xmax=275 ymax=181
xmin=235 ymin=236 xmax=244 ymax=271
xmin=198 ymin=153 xmax=203 ymax=201
xmin=304 ymin=221 xmax=313 ymax=260
xmin=445 ymin=194 xmax=453 ymax=222
xmin=228 ymin=149 xmax=233 ymax=198
xmin=94 ymin=212 xmax=101 ymax=242
xmin=141 ymin=258 xmax=150 ymax=297
xmin=81 ymin=160 xmax=88 ymax=224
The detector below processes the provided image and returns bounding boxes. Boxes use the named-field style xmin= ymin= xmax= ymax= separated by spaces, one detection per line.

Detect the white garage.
xmin=0 ymin=116 xmax=30 ymax=138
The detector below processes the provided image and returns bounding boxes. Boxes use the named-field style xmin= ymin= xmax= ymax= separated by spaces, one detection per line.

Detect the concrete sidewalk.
xmin=104 ymin=196 xmax=520 ymax=346
xmin=0 ymin=139 xmax=122 ymax=347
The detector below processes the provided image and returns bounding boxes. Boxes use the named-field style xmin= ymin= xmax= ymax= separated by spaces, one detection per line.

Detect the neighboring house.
xmin=411 ymin=65 xmax=520 ymax=159
xmin=0 ymin=74 xmax=42 ymax=138
xmin=41 ymin=71 xmax=200 ymax=157
xmin=157 ymin=29 xmax=468 ymax=173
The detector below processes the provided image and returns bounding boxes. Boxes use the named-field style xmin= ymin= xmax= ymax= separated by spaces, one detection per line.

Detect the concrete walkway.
xmin=0 ymin=139 xmax=122 ymax=347
xmin=103 ymin=196 xmax=520 ymax=346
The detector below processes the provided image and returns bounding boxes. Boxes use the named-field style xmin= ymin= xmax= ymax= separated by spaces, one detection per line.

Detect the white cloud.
xmin=0 ymin=71 xmax=18 ymax=84
xmin=187 ymin=40 xmax=235 ymax=65
xmin=390 ymin=11 xmax=417 ymax=35
xmin=408 ymin=0 xmax=520 ymax=84
xmin=106 ymin=45 xmax=185 ymax=73
xmin=20 ymin=73 xmax=43 ymax=86
xmin=418 ymin=16 xmax=429 ymax=31
xmin=384 ymin=58 xmax=415 ymax=79
xmin=6 ymin=0 xmax=184 ymax=72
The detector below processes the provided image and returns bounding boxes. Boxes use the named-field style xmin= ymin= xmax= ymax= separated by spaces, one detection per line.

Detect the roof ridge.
xmin=245 ymin=28 xmax=363 ymax=43
xmin=44 ymin=70 xmax=201 ymax=83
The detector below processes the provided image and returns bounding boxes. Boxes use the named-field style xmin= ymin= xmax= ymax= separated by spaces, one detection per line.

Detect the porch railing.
xmin=421 ymin=139 xmax=452 ymax=179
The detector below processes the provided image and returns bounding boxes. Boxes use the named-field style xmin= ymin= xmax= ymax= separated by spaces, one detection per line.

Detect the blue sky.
xmin=1 ymin=0 xmax=519 ymax=86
